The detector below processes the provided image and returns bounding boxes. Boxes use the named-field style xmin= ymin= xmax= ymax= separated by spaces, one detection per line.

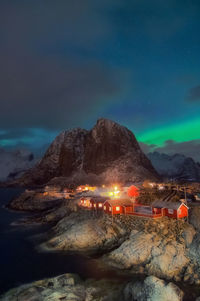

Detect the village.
xmin=42 ymin=181 xmax=200 ymax=221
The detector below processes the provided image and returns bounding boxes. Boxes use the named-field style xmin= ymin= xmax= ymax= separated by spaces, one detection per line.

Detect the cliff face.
xmin=19 ymin=119 xmax=159 ymax=186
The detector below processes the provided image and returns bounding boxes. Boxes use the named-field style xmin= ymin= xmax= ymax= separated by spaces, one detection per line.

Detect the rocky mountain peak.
xmin=17 ymin=119 xmax=159 ymax=186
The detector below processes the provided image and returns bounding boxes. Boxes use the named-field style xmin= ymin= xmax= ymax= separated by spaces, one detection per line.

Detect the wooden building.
xmin=90 ymin=197 xmax=108 ymax=210
xmin=152 ymin=200 xmax=188 ymax=219
xmin=79 ymin=197 xmax=93 ymax=208
xmin=79 ymin=196 xmax=107 ymax=210
xmin=103 ymin=199 xmax=134 ymax=215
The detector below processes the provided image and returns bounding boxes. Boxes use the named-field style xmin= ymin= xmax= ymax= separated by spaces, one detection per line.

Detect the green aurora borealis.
xmin=0 ymin=0 xmax=200 ymax=160
xmin=137 ymin=118 xmax=200 ymax=147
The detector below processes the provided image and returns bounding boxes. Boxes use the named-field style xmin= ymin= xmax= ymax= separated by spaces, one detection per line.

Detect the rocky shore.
xmin=4 ymin=189 xmax=200 ymax=300
xmin=0 ymin=273 xmax=124 ymax=301
xmin=0 ymin=273 xmax=186 ymax=301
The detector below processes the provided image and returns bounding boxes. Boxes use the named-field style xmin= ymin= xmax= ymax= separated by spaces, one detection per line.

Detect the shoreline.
xmin=1 ymin=187 xmax=200 ymax=300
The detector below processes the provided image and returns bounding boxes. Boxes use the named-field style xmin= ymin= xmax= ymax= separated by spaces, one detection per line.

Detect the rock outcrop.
xmin=17 ymin=119 xmax=159 ymax=186
xmin=8 ymin=190 xmax=64 ymax=212
xmin=0 ymin=273 xmax=184 ymax=301
xmin=41 ymin=212 xmax=128 ymax=253
xmin=189 ymin=207 xmax=200 ymax=231
xmin=106 ymin=232 xmax=189 ymax=281
xmin=105 ymin=218 xmax=193 ymax=281
xmin=124 ymin=276 xmax=183 ymax=301
xmin=0 ymin=273 xmax=123 ymax=301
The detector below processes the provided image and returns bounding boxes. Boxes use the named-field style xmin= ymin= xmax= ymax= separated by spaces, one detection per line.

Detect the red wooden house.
xmin=90 ymin=197 xmax=107 ymax=211
xmin=152 ymin=200 xmax=188 ymax=219
xmin=79 ymin=196 xmax=108 ymax=210
xmin=79 ymin=196 xmax=93 ymax=208
xmin=103 ymin=199 xmax=134 ymax=215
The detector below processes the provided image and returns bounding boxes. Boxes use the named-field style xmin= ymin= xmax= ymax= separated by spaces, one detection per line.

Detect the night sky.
xmin=0 ymin=1 xmax=200 ymax=160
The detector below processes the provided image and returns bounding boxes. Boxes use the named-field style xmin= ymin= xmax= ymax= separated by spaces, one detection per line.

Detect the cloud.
xmin=187 ymin=85 xmax=200 ymax=101
xmin=1 ymin=0 xmax=200 ymax=151
xmin=0 ymin=0 xmax=130 ymax=134
xmin=0 ymin=54 xmax=122 ymax=130
xmin=139 ymin=142 xmax=157 ymax=154
xmin=141 ymin=139 xmax=200 ymax=162
xmin=0 ymin=128 xmax=58 ymax=154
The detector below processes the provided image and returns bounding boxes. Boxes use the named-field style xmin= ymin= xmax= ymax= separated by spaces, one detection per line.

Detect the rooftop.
xmin=152 ymin=200 xmax=188 ymax=210
xmin=107 ymin=198 xmax=134 ymax=206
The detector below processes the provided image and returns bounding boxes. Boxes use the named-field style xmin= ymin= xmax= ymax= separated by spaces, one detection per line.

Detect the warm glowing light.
xmin=127 ymin=185 xmax=139 ymax=198
xmin=98 ymin=203 xmax=102 ymax=207
xmin=116 ymin=206 xmax=120 ymax=211
xmin=100 ymin=185 xmax=121 ymax=198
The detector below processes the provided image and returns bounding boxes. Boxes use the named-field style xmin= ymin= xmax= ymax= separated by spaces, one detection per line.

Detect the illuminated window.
xmin=94 ymin=204 xmax=96 ymax=208
xmin=98 ymin=203 xmax=102 ymax=208
xmin=109 ymin=207 xmax=111 ymax=211
xmin=116 ymin=206 xmax=120 ymax=211
xmin=104 ymin=206 xmax=106 ymax=210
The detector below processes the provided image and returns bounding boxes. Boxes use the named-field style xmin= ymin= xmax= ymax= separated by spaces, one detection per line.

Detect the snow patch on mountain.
xmin=0 ymin=148 xmax=36 ymax=181
xmin=148 ymin=152 xmax=200 ymax=181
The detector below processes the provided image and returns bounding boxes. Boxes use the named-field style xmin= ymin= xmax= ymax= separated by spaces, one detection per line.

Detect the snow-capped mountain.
xmin=148 ymin=152 xmax=200 ymax=181
xmin=0 ymin=148 xmax=35 ymax=181
xmin=18 ymin=118 xmax=159 ymax=186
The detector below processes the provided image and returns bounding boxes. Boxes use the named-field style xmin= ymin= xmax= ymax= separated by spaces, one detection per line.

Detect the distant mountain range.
xmin=148 ymin=152 xmax=200 ymax=182
xmin=0 ymin=148 xmax=35 ymax=181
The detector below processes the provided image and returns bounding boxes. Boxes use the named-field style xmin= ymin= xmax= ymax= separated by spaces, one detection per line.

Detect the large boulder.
xmin=105 ymin=231 xmax=158 ymax=269
xmin=147 ymin=241 xmax=189 ymax=280
xmin=124 ymin=276 xmax=183 ymax=301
